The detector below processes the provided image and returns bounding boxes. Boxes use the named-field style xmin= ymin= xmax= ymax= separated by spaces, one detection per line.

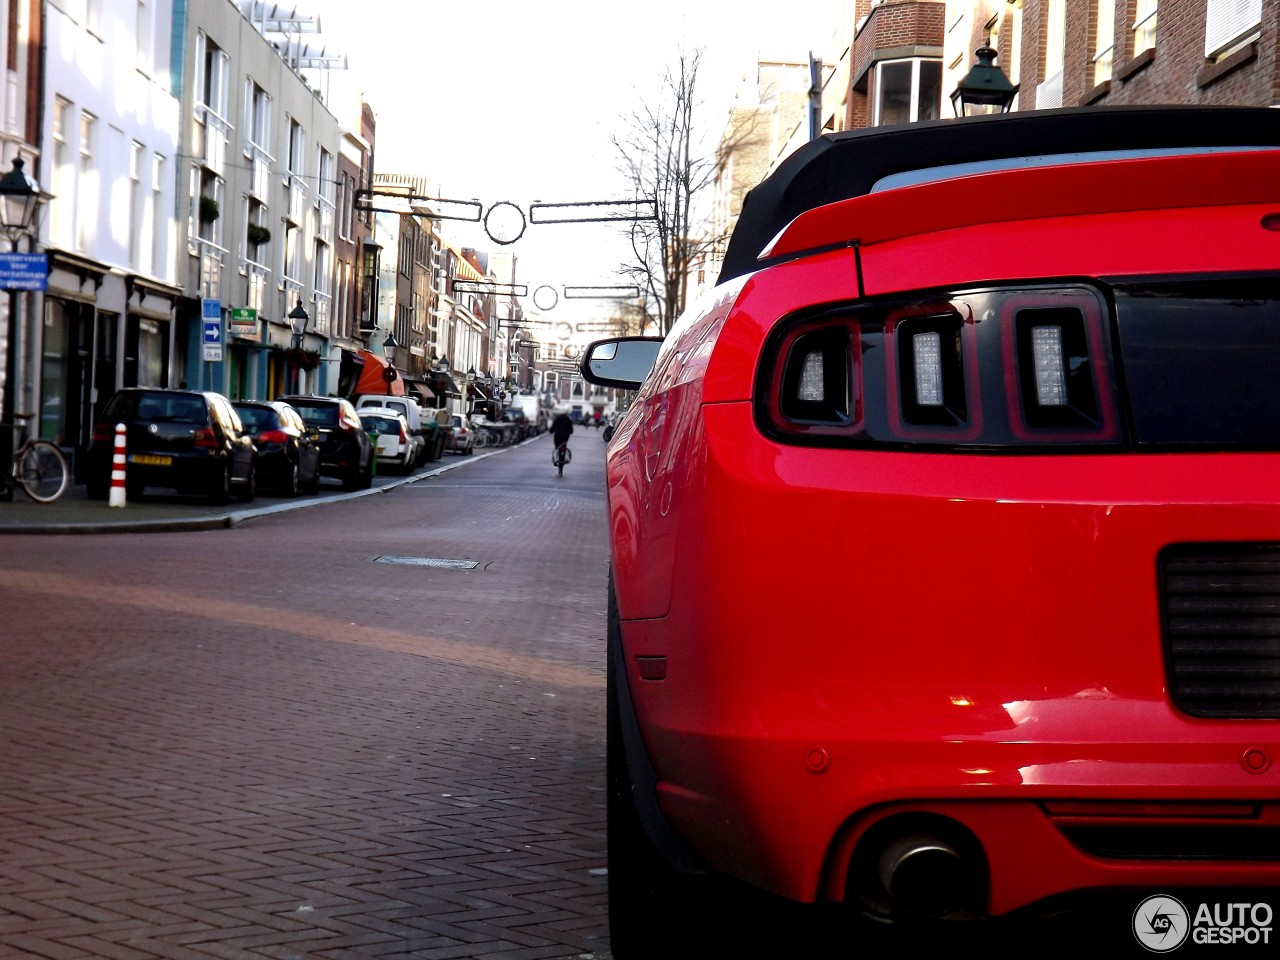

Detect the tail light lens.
xmin=398 ymin=423 xmax=408 ymax=442
xmin=257 ymin=429 xmax=289 ymax=445
xmin=758 ymin=283 xmax=1120 ymax=449
xmin=91 ymin=423 xmax=113 ymax=443
xmin=193 ymin=428 xmax=220 ymax=449
xmin=339 ymin=408 xmax=362 ymax=432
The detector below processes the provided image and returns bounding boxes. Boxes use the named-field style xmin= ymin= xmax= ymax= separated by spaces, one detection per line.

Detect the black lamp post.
xmin=287 ymin=299 xmax=309 ymax=393
xmin=382 ymin=331 xmax=400 ymax=395
xmin=950 ymin=44 xmax=1019 ymax=116
xmin=0 ymin=157 xmax=47 ymax=500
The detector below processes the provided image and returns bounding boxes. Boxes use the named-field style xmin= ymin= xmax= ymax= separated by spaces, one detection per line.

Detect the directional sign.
xmin=0 ymin=252 xmax=48 ymax=291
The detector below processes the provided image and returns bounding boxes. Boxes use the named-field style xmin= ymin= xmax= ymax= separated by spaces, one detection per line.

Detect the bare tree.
xmin=612 ymin=50 xmax=760 ymax=335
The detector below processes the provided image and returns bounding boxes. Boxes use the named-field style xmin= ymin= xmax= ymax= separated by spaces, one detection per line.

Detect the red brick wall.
xmin=849 ymin=0 xmax=946 ymax=128
xmin=1019 ymin=0 xmax=1279 ymax=108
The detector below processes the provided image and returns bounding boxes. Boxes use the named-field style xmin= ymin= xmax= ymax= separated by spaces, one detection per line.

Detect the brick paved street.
xmin=0 ymin=433 xmax=613 ymax=959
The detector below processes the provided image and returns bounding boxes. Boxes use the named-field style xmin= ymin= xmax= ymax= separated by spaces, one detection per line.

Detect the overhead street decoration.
xmin=355 ymin=188 xmax=655 ymax=245
xmin=453 ymin=279 xmax=528 ymax=297
xmin=529 ymin=199 xmax=656 ymax=224
xmin=564 ymin=285 xmax=641 ymax=300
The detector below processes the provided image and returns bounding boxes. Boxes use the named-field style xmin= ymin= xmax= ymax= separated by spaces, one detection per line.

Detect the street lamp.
xmin=436 ymin=353 xmax=449 ymax=373
xmin=288 ymin=299 xmax=310 ymax=347
xmin=950 ymin=44 xmax=1019 ymax=116
xmin=0 ymin=156 xmax=47 ymax=501
xmin=382 ymin=332 xmax=400 ymax=395
xmin=465 ymin=366 xmax=477 ymax=417
xmin=286 ymin=299 xmax=310 ymax=393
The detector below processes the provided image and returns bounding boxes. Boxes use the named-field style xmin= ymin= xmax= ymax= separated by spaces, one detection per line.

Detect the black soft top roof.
xmin=718 ymin=105 xmax=1280 ymax=284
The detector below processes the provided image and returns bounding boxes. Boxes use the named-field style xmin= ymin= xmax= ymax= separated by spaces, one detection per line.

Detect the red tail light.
xmin=758 ymin=283 xmax=1120 ymax=449
xmin=193 ymin=427 xmax=220 ymax=449
xmin=91 ymin=423 xmax=113 ymax=443
xmin=398 ymin=423 xmax=408 ymax=442
xmin=257 ymin=429 xmax=289 ymax=445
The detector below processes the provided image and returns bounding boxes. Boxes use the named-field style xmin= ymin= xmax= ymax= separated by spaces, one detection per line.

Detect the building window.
xmin=50 ymin=97 xmax=72 ymax=248
xmin=1093 ymin=0 xmax=1115 ymax=84
xmin=243 ymin=80 xmax=272 ymax=156
xmin=78 ymin=111 xmax=97 ymax=252
xmin=135 ymin=0 xmax=150 ymax=75
xmin=1204 ymin=0 xmax=1260 ymax=57
xmin=873 ymin=58 xmax=943 ymax=126
xmin=1133 ymin=0 xmax=1157 ymax=53
xmin=129 ymin=141 xmax=143 ymax=269
xmin=151 ymin=153 xmax=164 ymax=277
xmin=1037 ymin=0 xmax=1066 ymax=107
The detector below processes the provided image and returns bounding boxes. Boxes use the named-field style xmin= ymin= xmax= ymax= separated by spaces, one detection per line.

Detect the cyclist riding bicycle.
xmin=551 ymin=412 xmax=574 ymax=476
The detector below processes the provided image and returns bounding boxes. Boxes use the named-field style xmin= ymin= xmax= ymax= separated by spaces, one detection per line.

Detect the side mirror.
xmin=579 ymin=337 xmax=663 ymax=390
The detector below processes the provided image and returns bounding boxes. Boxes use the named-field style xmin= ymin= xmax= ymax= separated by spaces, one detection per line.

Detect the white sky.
xmin=305 ymin=0 xmax=842 ymax=316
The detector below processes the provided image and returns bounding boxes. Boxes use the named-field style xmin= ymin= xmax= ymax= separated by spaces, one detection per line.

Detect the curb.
xmin=0 ymin=442 xmax=517 ymax=535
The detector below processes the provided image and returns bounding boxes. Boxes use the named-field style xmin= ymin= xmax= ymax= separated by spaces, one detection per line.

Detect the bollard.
xmin=109 ymin=422 xmax=127 ymax=508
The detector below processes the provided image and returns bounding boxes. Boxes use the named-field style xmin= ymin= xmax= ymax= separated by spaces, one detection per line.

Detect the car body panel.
xmin=86 ymin=388 xmax=255 ymax=498
xmin=593 ymin=107 xmax=1280 ymax=925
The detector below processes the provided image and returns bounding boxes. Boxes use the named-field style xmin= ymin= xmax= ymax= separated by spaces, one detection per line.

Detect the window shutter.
xmin=1205 ymin=0 xmax=1261 ymax=56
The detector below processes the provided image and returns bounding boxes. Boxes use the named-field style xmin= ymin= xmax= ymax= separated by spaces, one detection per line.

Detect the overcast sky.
xmin=304 ymin=0 xmax=842 ymax=310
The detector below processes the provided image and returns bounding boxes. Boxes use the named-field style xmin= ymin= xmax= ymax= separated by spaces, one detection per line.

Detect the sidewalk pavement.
xmin=0 ymin=452 xmax=488 ymax=535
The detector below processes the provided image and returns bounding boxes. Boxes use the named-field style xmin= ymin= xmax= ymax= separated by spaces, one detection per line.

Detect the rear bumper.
xmin=616 ymin=402 xmax=1280 ymax=913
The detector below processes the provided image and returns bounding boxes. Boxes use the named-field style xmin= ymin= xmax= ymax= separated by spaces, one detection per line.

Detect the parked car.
xmin=354 ymin=394 xmax=437 ymax=464
xmin=85 ymin=387 xmax=256 ymax=504
xmin=580 ymin=106 xmax=1280 ymax=953
xmin=232 ymin=400 xmax=321 ymax=496
xmin=445 ymin=414 xmax=474 ymax=455
xmin=358 ymin=409 xmax=418 ymax=473
xmin=278 ymin=395 xmax=373 ymax=491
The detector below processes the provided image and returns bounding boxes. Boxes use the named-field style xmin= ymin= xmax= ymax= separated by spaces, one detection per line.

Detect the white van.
xmin=355 ymin=395 xmax=430 ymax=466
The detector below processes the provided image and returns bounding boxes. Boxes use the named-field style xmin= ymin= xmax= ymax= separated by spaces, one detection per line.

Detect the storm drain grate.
xmin=374 ymin=555 xmax=480 ymax=570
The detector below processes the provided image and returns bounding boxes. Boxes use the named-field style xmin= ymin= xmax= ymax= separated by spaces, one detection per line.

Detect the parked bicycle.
xmin=5 ymin=413 xmax=69 ymax=503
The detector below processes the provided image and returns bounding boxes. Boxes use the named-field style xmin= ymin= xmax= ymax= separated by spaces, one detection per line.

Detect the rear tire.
xmin=282 ymin=461 xmax=299 ymax=498
xmin=234 ymin=464 xmax=256 ymax=502
xmin=17 ymin=440 xmax=69 ymax=503
xmin=209 ymin=464 xmax=231 ymax=505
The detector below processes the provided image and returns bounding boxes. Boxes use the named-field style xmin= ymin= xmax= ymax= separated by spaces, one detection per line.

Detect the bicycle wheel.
xmin=17 ymin=440 xmax=70 ymax=503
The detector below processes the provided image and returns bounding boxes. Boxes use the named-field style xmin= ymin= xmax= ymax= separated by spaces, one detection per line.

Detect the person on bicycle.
xmin=551 ymin=412 xmax=573 ymax=450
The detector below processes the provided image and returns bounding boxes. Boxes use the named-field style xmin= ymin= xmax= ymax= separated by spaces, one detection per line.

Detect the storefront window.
xmin=40 ymin=305 xmax=68 ymax=442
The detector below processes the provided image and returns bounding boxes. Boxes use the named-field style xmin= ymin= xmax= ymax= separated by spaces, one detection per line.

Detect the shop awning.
xmin=353 ymin=350 xmax=406 ymax=396
xmin=424 ymin=370 xmax=462 ymax=398
xmin=407 ymin=381 xmax=436 ymax=403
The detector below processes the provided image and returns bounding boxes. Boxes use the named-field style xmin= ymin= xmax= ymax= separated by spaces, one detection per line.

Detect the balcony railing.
xmin=242 ymin=258 xmax=271 ymax=313
xmin=285 ymin=174 xmax=306 ymax=225
xmin=316 ymin=194 xmax=335 ymax=243
xmin=194 ymin=104 xmax=229 ymax=176
xmin=193 ymin=236 xmax=227 ymax=299
xmin=247 ymin=142 xmax=273 ymax=200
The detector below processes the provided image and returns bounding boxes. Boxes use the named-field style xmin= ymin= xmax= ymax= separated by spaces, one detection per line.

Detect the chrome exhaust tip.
xmin=876 ymin=833 xmax=974 ymax=919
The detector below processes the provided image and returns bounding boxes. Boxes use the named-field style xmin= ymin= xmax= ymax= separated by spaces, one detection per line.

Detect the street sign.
xmin=0 ymin=252 xmax=47 ymax=291
xmin=229 ymin=307 xmax=258 ymax=337
xmin=202 ymin=344 xmax=223 ymax=362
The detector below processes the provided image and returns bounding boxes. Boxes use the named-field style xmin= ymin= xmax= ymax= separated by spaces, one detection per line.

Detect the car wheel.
xmin=301 ymin=460 xmax=321 ymax=495
xmin=282 ymin=460 xmax=299 ymax=497
xmin=341 ymin=465 xmax=360 ymax=491
xmin=235 ymin=464 xmax=256 ymax=502
xmin=209 ymin=463 xmax=231 ymax=505
xmin=359 ymin=452 xmax=374 ymax=489
xmin=606 ymin=574 xmax=724 ymax=958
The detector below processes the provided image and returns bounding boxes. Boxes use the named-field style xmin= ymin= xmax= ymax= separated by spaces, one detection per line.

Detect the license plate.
xmin=130 ymin=454 xmax=172 ymax=466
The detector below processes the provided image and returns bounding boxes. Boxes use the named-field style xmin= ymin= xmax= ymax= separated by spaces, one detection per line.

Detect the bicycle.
xmin=553 ymin=441 xmax=572 ymax=477
xmin=5 ymin=414 xmax=70 ymax=503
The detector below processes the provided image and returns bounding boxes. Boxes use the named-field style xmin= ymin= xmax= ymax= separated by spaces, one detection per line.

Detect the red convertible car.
xmin=582 ymin=106 xmax=1280 ymax=953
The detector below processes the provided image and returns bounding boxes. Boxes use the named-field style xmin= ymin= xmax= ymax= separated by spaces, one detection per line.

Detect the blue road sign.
xmin=0 ymin=252 xmax=48 ymax=291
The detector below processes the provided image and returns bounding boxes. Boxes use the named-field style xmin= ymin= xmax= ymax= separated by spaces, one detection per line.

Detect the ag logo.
xmin=1134 ymin=895 xmax=1190 ymax=952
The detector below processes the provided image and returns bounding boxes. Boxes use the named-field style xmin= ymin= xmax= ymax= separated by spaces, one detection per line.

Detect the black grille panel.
xmin=1161 ymin=544 xmax=1280 ymax=718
